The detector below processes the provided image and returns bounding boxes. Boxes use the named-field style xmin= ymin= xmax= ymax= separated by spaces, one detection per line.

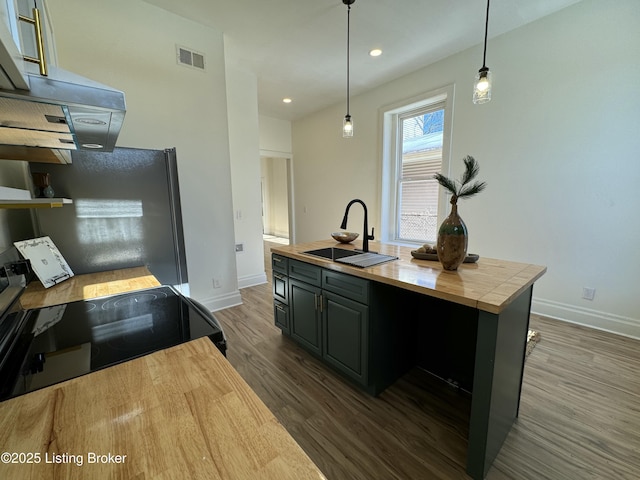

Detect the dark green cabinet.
xmin=323 ymin=291 xmax=369 ymax=384
xmin=270 ymin=252 xmax=539 ymax=477
xmin=272 ymin=254 xmax=412 ymax=395
xmin=271 ymin=254 xmax=288 ymax=274
xmin=273 ymin=272 xmax=288 ymax=304
xmin=289 ymin=278 xmax=322 ymax=355
xmin=272 ymin=254 xmax=290 ymax=333
xmin=274 ymin=301 xmax=290 ymax=333
xmin=273 ymin=255 xmax=371 ymax=387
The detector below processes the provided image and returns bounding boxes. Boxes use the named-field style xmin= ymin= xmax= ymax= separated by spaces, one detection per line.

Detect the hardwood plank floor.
xmin=213 ymin=241 xmax=640 ymax=479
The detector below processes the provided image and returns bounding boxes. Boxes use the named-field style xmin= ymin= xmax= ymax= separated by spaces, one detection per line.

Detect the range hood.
xmin=0 ymin=64 xmax=126 ymax=162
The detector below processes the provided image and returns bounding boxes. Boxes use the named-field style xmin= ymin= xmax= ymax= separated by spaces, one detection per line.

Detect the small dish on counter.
xmin=331 ymin=231 xmax=359 ymax=243
xmin=411 ymin=250 xmax=480 ymax=263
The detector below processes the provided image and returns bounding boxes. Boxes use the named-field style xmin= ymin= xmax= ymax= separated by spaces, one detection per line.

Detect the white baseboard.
xmin=199 ymin=290 xmax=243 ymax=313
xmin=237 ymin=272 xmax=268 ymax=289
xmin=531 ymin=298 xmax=640 ymax=340
xmin=197 ymin=273 xmax=266 ymax=313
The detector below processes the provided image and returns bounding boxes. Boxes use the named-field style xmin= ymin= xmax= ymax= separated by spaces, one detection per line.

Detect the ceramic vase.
xmin=436 ymin=204 xmax=468 ymax=271
xmin=43 ymin=185 xmax=55 ymax=198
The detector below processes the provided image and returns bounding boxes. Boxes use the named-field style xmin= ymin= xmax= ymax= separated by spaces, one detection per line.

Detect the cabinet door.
xmin=15 ymin=0 xmax=57 ymax=67
xmin=289 ymin=278 xmax=322 ymax=355
xmin=0 ymin=0 xmax=29 ymax=89
xmin=322 ymin=290 xmax=369 ymax=385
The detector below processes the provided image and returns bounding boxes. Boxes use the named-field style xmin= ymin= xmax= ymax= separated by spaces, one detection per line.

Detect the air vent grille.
xmin=177 ymin=45 xmax=205 ymax=71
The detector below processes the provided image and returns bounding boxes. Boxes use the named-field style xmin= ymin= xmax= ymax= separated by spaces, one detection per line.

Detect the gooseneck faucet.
xmin=340 ymin=198 xmax=375 ymax=253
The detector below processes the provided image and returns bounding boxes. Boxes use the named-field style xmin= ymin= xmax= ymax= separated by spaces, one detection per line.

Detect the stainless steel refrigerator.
xmin=29 ymin=147 xmax=188 ymax=290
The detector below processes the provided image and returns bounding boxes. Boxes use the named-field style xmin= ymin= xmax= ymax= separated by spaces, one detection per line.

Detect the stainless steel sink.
xmin=302 ymin=247 xmax=398 ymax=268
xmin=302 ymin=247 xmax=363 ymax=260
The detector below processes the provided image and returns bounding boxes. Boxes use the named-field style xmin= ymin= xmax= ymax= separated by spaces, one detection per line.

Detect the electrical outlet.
xmin=582 ymin=287 xmax=595 ymax=300
xmin=213 ymin=279 xmax=221 ymax=289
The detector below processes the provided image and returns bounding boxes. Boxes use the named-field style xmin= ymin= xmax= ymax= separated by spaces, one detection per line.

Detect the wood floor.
xmin=213 ymin=241 xmax=640 ymax=479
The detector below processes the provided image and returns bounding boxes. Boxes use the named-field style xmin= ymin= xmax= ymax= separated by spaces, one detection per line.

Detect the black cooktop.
xmin=0 ymin=286 xmax=225 ymax=402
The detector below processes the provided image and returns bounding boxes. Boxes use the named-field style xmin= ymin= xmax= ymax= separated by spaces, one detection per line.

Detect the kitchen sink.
xmin=302 ymin=247 xmax=363 ymax=260
xmin=302 ymin=247 xmax=398 ymax=268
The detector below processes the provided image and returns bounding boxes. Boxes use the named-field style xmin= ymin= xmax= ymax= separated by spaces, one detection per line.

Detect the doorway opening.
xmin=260 ymin=155 xmax=292 ymax=246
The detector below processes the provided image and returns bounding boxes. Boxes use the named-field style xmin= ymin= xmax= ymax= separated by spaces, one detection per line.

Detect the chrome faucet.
xmin=340 ymin=199 xmax=374 ymax=253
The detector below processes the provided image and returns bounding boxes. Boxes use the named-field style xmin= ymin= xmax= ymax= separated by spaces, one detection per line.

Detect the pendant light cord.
xmin=346 ymin=3 xmax=351 ymax=116
xmin=482 ymin=0 xmax=490 ymax=68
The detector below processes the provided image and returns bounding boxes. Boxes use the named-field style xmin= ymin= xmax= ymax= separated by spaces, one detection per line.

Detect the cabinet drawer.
xmin=322 ymin=270 xmax=369 ymax=304
xmin=289 ymin=259 xmax=322 ymax=287
xmin=272 ymin=254 xmax=288 ymax=274
xmin=274 ymin=301 xmax=290 ymax=333
xmin=272 ymin=271 xmax=288 ymax=304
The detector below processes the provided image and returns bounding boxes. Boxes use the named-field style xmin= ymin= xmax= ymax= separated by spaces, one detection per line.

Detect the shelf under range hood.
xmin=0 ymin=65 xmax=126 ymax=159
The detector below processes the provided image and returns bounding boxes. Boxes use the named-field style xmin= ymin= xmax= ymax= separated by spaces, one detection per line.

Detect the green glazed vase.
xmin=436 ymin=204 xmax=468 ymax=271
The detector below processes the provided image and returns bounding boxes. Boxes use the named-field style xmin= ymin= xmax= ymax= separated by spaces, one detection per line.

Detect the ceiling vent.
xmin=176 ymin=45 xmax=205 ymax=71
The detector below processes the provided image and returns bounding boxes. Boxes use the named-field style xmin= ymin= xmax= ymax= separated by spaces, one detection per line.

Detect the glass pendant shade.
xmin=343 ymin=114 xmax=353 ymax=137
xmin=473 ymin=68 xmax=492 ymax=104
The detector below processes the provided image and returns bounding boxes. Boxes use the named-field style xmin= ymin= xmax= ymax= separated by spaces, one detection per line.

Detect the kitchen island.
xmin=0 ymin=268 xmax=326 ymax=480
xmin=270 ymin=240 xmax=546 ymax=480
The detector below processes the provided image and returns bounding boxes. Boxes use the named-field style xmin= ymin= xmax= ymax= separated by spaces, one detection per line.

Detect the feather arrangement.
xmin=433 ymin=156 xmax=487 ymax=205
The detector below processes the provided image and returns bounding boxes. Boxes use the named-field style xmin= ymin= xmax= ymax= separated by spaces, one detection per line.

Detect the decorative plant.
xmin=433 ymin=155 xmax=487 ymax=205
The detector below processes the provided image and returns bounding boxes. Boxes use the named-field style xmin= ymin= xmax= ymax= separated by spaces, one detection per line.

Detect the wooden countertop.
xmin=271 ymin=240 xmax=546 ymax=314
xmin=19 ymin=266 xmax=162 ymax=310
xmin=0 ymin=339 xmax=326 ymax=480
xmin=2 ymin=268 xmax=326 ymax=480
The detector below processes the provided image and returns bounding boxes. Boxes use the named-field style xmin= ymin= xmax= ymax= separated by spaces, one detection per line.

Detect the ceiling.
xmin=144 ymin=0 xmax=582 ymax=121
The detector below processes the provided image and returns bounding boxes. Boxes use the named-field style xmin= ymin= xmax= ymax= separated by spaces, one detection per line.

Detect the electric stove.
xmin=0 ymin=284 xmax=226 ymax=402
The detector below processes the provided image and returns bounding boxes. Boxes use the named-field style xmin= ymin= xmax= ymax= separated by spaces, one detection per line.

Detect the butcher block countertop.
xmin=1 ymin=268 xmax=326 ymax=480
xmin=271 ymin=239 xmax=547 ymax=314
xmin=18 ymin=266 xmax=161 ymax=310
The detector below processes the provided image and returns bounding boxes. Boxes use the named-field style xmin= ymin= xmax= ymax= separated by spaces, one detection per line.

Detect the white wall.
xmin=292 ymin=0 xmax=640 ymax=338
xmin=0 ymin=161 xmax=34 ymax=248
xmin=45 ymin=0 xmax=240 ymax=310
xmin=225 ymin=61 xmax=267 ymax=289
xmin=259 ymin=115 xmax=292 ymax=154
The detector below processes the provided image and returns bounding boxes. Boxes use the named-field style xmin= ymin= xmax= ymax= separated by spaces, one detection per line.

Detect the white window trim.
xmin=379 ymin=84 xmax=455 ymax=246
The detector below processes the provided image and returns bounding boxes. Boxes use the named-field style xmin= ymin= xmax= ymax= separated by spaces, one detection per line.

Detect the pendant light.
xmin=342 ymin=0 xmax=355 ymax=137
xmin=473 ymin=0 xmax=492 ymax=104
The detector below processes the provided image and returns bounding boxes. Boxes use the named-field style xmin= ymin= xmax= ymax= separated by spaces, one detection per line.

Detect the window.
xmin=381 ymin=86 xmax=453 ymax=245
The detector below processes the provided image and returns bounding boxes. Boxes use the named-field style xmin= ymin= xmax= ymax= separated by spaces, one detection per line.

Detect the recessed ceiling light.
xmin=369 ymin=48 xmax=382 ymax=57
xmin=282 ymin=98 xmax=292 ymax=103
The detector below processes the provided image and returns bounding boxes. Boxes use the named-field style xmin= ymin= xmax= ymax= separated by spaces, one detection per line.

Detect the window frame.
xmin=380 ymin=85 xmax=455 ymax=246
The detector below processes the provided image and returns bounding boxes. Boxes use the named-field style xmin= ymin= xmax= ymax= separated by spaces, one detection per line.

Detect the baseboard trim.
xmin=238 ymin=272 xmax=268 ymax=289
xmin=199 ymin=290 xmax=243 ymax=312
xmin=531 ymin=298 xmax=640 ymax=340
